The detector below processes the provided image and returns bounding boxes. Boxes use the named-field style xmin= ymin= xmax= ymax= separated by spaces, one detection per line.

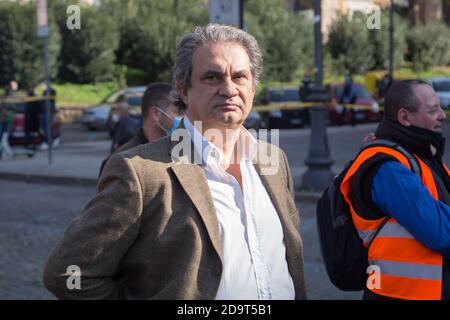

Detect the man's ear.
xmin=397 ymin=108 xmax=411 ymax=126
xmin=149 ymin=106 xmax=160 ymax=122
xmin=177 ymin=82 xmax=188 ymax=105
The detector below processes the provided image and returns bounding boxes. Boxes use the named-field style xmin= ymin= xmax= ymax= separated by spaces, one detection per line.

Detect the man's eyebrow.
xmin=201 ymin=70 xmax=224 ymax=77
xmin=233 ymin=69 xmax=250 ymax=75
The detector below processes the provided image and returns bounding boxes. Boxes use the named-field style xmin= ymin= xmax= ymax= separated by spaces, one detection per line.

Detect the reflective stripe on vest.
xmin=341 ymin=145 xmax=446 ymax=300
xmin=369 ymin=260 xmax=443 ymax=281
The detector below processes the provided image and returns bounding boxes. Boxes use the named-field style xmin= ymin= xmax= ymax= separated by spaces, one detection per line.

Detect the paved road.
xmin=0 ymin=180 xmax=95 ymax=299
xmin=0 ymin=179 xmax=361 ymax=300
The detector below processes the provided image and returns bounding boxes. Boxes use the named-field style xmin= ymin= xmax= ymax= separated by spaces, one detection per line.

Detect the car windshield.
xmin=268 ymin=89 xmax=300 ymax=102
xmin=433 ymin=81 xmax=450 ymax=92
xmin=3 ymin=102 xmax=26 ymax=113
xmin=127 ymin=95 xmax=142 ymax=106
xmin=335 ymin=84 xmax=372 ymax=99
xmin=102 ymin=90 xmax=125 ymax=104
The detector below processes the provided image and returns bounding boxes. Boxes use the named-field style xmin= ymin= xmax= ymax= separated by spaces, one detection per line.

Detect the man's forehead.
xmin=192 ymin=42 xmax=250 ymax=70
xmin=414 ymin=84 xmax=439 ymax=108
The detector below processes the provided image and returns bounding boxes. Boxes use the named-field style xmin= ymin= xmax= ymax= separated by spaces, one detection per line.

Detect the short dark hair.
xmin=141 ymin=82 xmax=184 ymax=119
xmin=384 ymin=79 xmax=432 ymax=120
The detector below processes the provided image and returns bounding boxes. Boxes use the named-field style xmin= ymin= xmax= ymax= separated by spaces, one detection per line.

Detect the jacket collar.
xmin=375 ymin=119 xmax=446 ymax=161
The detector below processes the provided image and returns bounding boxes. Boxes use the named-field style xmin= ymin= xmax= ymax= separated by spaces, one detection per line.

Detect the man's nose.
xmin=219 ymin=77 xmax=238 ymax=97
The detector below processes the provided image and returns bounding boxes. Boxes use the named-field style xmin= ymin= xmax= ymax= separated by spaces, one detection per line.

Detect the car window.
xmin=127 ymin=95 xmax=142 ymax=106
xmin=334 ymin=84 xmax=371 ymax=99
xmin=268 ymin=89 xmax=300 ymax=102
xmin=9 ymin=102 xmax=26 ymax=113
xmin=102 ymin=90 xmax=126 ymax=103
xmin=433 ymin=81 xmax=450 ymax=92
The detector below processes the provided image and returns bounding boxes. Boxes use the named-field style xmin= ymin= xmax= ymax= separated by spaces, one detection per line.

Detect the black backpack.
xmin=316 ymin=139 xmax=421 ymax=291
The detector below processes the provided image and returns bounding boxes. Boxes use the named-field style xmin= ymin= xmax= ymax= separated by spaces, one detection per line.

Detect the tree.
xmin=327 ymin=13 xmax=374 ymax=75
xmin=54 ymin=4 xmax=119 ymax=83
xmin=103 ymin=0 xmax=208 ymax=84
xmin=0 ymin=2 xmax=60 ymax=89
xmin=368 ymin=10 xmax=407 ymax=70
xmin=246 ymin=0 xmax=313 ymax=82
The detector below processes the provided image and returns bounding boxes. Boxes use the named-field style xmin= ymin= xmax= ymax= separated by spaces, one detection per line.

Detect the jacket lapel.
xmin=168 ymin=129 xmax=223 ymax=263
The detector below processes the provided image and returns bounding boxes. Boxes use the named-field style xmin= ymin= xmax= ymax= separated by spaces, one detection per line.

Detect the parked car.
xmin=244 ymin=111 xmax=265 ymax=130
xmin=327 ymin=83 xmax=381 ymax=125
xmin=427 ymin=77 xmax=450 ymax=110
xmin=6 ymin=99 xmax=61 ymax=146
xmin=80 ymin=86 xmax=145 ymax=131
xmin=258 ymin=86 xmax=308 ymax=129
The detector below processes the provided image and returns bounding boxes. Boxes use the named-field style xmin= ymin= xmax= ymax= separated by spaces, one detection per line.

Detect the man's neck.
xmin=203 ymin=126 xmax=241 ymax=168
xmin=143 ymin=121 xmax=164 ymax=142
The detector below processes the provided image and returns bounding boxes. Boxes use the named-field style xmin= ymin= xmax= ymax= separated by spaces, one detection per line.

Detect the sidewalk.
xmin=0 ymin=141 xmax=109 ymax=187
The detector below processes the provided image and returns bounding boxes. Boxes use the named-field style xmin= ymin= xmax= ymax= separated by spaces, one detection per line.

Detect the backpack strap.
xmin=361 ymin=138 xmax=421 ymax=177
xmin=353 ymin=138 xmax=423 ymax=248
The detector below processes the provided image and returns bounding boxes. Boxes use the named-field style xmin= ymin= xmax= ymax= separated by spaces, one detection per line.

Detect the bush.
xmin=0 ymin=2 xmax=60 ymax=89
xmin=328 ymin=13 xmax=374 ymax=75
xmin=407 ymin=22 xmax=450 ymax=71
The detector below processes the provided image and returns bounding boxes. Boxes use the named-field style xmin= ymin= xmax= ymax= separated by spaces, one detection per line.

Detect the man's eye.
xmin=234 ymin=75 xmax=247 ymax=81
xmin=204 ymin=75 xmax=220 ymax=82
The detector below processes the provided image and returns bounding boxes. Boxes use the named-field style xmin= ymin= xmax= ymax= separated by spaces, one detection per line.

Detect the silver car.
xmin=428 ymin=78 xmax=450 ymax=110
xmin=80 ymin=86 xmax=145 ymax=131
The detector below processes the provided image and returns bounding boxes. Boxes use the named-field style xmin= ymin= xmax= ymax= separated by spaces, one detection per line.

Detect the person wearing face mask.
xmin=99 ymin=82 xmax=185 ymax=176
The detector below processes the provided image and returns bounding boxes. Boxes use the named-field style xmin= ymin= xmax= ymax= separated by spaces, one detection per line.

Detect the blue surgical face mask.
xmin=156 ymin=107 xmax=182 ymax=136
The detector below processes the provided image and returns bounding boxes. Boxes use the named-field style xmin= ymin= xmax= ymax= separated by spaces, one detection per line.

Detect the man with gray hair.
xmin=43 ymin=24 xmax=306 ymax=300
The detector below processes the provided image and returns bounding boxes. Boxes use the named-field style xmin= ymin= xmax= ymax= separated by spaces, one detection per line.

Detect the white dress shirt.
xmin=183 ymin=117 xmax=295 ymax=300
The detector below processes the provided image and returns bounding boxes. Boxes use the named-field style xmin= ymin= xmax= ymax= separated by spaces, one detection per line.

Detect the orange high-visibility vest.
xmin=341 ymin=146 xmax=446 ymax=300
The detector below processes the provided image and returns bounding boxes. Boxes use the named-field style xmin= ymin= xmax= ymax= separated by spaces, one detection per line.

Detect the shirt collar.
xmin=183 ymin=116 xmax=258 ymax=166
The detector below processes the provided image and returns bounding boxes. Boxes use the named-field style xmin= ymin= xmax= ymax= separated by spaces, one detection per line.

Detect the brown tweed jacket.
xmin=98 ymin=128 xmax=149 ymax=177
xmin=43 ymin=130 xmax=307 ymax=300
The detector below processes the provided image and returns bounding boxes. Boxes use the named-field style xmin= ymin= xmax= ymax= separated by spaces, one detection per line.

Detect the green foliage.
xmin=0 ymin=2 xmax=60 ymax=89
xmin=406 ymin=22 xmax=450 ymax=71
xmin=328 ymin=13 xmax=374 ymax=75
xmin=246 ymin=0 xmax=313 ymax=82
xmin=105 ymin=0 xmax=208 ymax=83
xmin=54 ymin=4 xmax=119 ymax=83
xmin=368 ymin=10 xmax=407 ymax=70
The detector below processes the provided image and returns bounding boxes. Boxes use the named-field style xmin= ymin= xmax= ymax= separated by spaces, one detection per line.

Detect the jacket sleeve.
xmin=43 ymin=154 xmax=143 ymax=299
xmin=371 ymin=160 xmax=450 ymax=258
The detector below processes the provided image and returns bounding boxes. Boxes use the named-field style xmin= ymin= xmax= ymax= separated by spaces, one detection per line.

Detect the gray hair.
xmin=172 ymin=24 xmax=263 ymax=92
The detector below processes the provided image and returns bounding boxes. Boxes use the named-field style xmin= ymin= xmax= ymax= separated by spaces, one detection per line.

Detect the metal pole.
xmin=313 ymin=0 xmax=323 ymax=87
xmin=388 ymin=0 xmax=394 ymax=79
xmin=44 ymin=35 xmax=52 ymax=164
xmin=301 ymin=0 xmax=335 ymax=191
xmin=239 ymin=0 xmax=244 ymax=29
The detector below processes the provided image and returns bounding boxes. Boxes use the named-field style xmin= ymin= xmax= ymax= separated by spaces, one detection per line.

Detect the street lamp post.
xmin=301 ymin=0 xmax=335 ymax=191
xmin=239 ymin=0 xmax=244 ymax=29
xmin=36 ymin=0 xmax=52 ymax=165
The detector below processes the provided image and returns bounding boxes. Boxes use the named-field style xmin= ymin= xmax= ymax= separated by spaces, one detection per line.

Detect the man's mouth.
xmin=215 ymin=103 xmax=241 ymax=111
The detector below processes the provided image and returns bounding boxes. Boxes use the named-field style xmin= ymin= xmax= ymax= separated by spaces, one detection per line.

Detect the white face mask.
xmin=156 ymin=107 xmax=182 ymax=136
